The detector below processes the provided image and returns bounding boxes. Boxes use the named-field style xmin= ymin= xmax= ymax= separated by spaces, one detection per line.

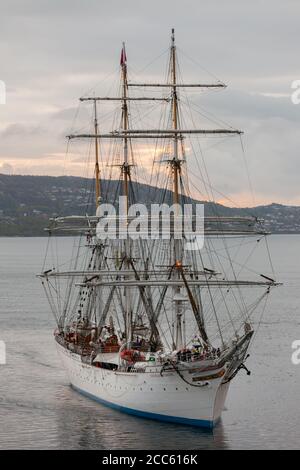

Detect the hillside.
xmin=0 ymin=174 xmax=299 ymax=235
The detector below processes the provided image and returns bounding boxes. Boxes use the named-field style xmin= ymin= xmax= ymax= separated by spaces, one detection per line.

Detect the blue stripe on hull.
xmin=71 ymin=384 xmax=216 ymax=429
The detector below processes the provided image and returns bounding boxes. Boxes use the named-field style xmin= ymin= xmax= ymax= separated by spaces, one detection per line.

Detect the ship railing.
xmin=97 ymin=345 xmax=120 ymax=354
xmin=56 ymin=334 xmax=96 ymax=357
xmin=176 ymin=350 xmax=221 ymax=363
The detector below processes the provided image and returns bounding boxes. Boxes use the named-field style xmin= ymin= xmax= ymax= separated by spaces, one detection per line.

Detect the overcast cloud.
xmin=0 ymin=0 xmax=299 ymax=206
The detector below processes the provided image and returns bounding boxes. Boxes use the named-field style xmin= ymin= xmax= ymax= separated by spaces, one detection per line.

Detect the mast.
xmin=170 ymin=28 xmax=182 ymax=265
xmin=120 ymin=43 xmax=132 ymax=343
xmin=94 ymin=99 xmax=101 ymax=208
xmin=121 ymin=42 xmax=129 ymax=215
xmin=170 ymin=29 xmax=184 ymax=349
xmin=171 ymin=28 xmax=180 ymax=210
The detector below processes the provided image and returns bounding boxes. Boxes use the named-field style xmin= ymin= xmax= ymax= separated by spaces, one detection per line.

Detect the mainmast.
xmin=170 ymin=29 xmax=184 ymax=349
xmin=120 ymin=43 xmax=132 ymax=343
xmin=121 ymin=43 xmax=130 ymax=215
xmin=171 ymin=28 xmax=180 ymax=211
xmin=93 ymin=99 xmax=101 ymax=208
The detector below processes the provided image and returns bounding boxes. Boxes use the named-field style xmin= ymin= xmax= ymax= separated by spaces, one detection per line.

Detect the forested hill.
xmin=0 ymin=174 xmax=299 ymax=235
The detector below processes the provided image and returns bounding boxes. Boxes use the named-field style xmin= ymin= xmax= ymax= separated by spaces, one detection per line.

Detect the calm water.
xmin=0 ymin=236 xmax=299 ymax=450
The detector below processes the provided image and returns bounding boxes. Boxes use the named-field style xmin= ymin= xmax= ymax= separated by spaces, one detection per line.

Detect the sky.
xmin=0 ymin=0 xmax=299 ymax=207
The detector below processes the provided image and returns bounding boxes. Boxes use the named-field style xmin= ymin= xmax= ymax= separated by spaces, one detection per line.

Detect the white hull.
xmin=56 ymin=342 xmax=231 ymax=428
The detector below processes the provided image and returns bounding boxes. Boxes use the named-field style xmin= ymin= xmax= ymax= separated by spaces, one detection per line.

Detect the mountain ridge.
xmin=0 ymin=174 xmax=299 ymax=235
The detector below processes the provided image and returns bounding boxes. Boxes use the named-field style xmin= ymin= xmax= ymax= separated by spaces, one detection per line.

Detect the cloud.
xmin=51 ymin=106 xmax=89 ymax=121
xmin=196 ymin=89 xmax=300 ymax=123
xmin=0 ymin=0 xmax=299 ymax=205
xmin=1 ymin=123 xmax=47 ymax=137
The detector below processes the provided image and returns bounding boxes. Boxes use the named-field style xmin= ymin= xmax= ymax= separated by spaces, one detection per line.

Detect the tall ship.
xmin=39 ymin=30 xmax=279 ymax=428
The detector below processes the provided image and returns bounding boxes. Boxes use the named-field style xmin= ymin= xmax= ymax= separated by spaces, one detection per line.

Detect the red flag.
xmin=120 ymin=44 xmax=127 ymax=66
